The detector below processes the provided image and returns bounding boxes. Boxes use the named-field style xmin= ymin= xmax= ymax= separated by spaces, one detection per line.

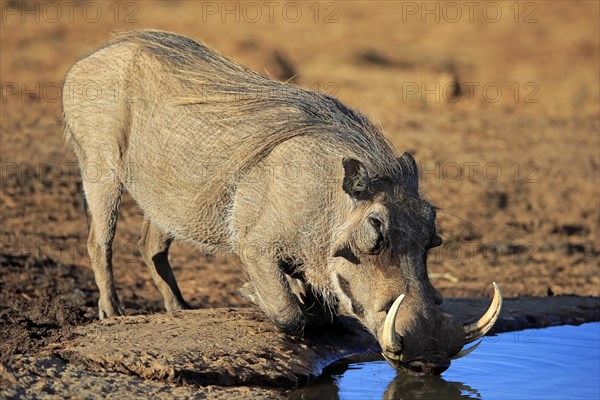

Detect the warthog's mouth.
xmin=382 ymin=353 xmax=452 ymax=375
xmin=381 ymin=282 xmax=503 ymax=375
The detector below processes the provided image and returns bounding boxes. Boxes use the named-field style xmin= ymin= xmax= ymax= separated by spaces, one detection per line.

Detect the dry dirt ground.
xmin=1 ymin=0 xmax=599 ymax=397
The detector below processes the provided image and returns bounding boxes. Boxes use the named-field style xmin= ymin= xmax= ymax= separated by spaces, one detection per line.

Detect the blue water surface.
xmin=290 ymin=323 xmax=600 ymax=400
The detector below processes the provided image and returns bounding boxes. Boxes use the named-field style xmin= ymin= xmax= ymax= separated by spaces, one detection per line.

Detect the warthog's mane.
xmin=110 ymin=30 xmax=402 ymax=188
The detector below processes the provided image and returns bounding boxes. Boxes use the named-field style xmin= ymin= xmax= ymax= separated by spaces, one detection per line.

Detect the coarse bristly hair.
xmin=64 ymin=30 xmax=472 ymax=370
xmin=108 ymin=30 xmax=403 ymax=187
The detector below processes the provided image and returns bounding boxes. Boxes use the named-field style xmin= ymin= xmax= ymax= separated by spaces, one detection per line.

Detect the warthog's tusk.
xmin=464 ymin=282 xmax=503 ymax=344
xmin=450 ymin=340 xmax=482 ymax=360
xmin=382 ymin=294 xmax=405 ymax=359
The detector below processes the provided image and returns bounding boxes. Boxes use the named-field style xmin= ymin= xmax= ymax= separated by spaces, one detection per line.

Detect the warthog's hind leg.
xmin=83 ymin=176 xmax=124 ymax=319
xmin=138 ymin=217 xmax=190 ymax=311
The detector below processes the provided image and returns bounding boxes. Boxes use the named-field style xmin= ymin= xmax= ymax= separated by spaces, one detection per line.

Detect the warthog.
xmin=63 ymin=30 xmax=502 ymax=375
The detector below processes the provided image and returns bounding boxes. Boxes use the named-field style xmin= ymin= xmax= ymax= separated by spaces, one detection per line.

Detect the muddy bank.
xmin=0 ymin=356 xmax=282 ymax=400
xmin=443 ymin=295 xmax=600 ymax=334
xmin=2 ymin=296 xmax=597 ymax=399
xmin=59 ymin=308 xmax=376 ymax=387
xmin=59 ymin=296 xmax=600 ymax=387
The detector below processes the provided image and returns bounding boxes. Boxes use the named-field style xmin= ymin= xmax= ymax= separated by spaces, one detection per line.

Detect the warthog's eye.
xmin=368 ymin=216 xmax=385 ymax=254
xmin=369 ymin=216 xmax=382 ymax=231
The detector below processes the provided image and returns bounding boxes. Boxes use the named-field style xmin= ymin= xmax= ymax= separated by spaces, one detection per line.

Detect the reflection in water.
xmin=287 ymin=361 xmax=342 ymax=400
xmin=289 ymin=323 xmax=600 ymax=400
xmin=289 ymin=356 xmax=481 ymax=400
xmin=382 ymin=373 xmax=480 ymax=400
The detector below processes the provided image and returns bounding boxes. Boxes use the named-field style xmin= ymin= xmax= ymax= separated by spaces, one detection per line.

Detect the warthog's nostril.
xmin=407 ymin=359 xmax=451 ymax=375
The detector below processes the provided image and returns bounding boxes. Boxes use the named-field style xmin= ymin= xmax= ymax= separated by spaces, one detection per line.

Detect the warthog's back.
xmin=63 ymin=30 xmax=399 ymax=249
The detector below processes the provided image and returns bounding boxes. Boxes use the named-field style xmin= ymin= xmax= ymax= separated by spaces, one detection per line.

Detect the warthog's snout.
xmin=380 ymin=283 xmax=503 ymax=375
xmin=405 ymin=357 xmax=451 ymax=375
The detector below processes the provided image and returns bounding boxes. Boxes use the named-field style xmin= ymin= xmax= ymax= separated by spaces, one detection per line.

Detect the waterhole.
xmin=290 ymin=322 xmax=599 ymax=400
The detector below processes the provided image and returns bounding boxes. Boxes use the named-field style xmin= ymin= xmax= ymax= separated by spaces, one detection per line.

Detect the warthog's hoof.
xmin=98 ymin=299 xmax=123 ymax=319
xmin=273 ymin=315 xmax=306 ymax=337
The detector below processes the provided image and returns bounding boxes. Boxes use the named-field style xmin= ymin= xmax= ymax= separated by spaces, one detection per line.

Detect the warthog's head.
xmin=328 ymin=152 xmax=502 ymax=375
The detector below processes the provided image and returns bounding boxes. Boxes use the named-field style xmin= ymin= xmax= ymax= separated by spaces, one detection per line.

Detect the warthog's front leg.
xmin=238 ymin=247 xmax=304 ymax=335
xmin=240 ymin=275 xmax=337 ymax=330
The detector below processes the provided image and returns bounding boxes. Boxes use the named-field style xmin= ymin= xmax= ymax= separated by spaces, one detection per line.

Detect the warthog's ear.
xmin=342 ymin=158 xmax=369 ymax=199
xmin=398 ymin=152 xmax=419 ymax=193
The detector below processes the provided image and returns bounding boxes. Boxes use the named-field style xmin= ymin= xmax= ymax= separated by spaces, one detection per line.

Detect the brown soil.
xmin=2 ymin=297 xmax=598 ymax=398
xmin=1 ymin=1 xmax=599 ymax=397
xmin=49 ymin=298 xmax=600 ymax=387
